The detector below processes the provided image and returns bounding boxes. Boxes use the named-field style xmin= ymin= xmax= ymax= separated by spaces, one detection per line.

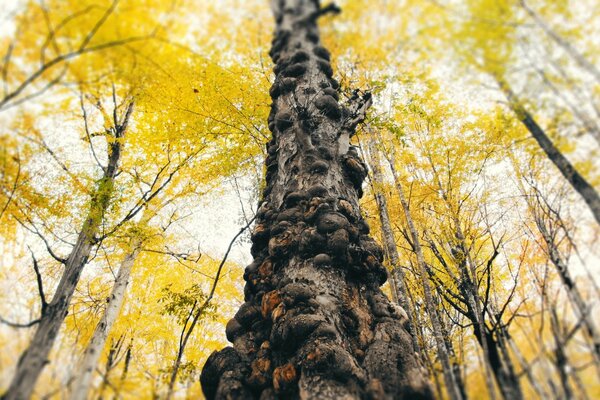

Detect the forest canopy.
xmin=0 ymin=0 xmax=598 ymax=399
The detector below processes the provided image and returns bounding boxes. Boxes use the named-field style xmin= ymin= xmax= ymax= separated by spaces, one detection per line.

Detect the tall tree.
xmin=366 ymin=138 xmax=464 ymax=400
xmin=3 ymin=100 xmax=134 ymax=400
xmin=70 ymin=235 xmax=143 ymax=400
xmin=201 ymin=1 xmax=432 ymax=398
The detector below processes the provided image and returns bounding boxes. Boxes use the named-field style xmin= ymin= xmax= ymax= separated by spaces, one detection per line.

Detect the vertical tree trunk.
xmin=2 ymin=103 xmax=133 ymax=400
xmin=505 ymin=334 xmax=548 ymax=399
xmin=420 ymin=150 xmax=505 ymax=400
xmin=70 ymin=241 xmax=142 ymax=400
xmin=549 ymin=308 xmax=575 ymax=400
xmin=200 ymin=1 xmax=432 ymax=399
xmin=519 ymin=0 xmax=600 ymax=84
xmin=365 ymin=140 xmax=421 ymax=354
xmin=111 ymin=339 xmax=133 ymax=400
xmin=385 ymin=154 xmax=464 ymax=400
xmin=497 ymin=78 xmax=600 ymax=226
xmin=533 ymin=213 xmax=600 ymax=376
xmin=436 ymin=295 xmax=468 ymax=400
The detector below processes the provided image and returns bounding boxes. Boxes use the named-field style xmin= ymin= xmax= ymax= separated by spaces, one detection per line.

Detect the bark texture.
xmin=200 ymin=1 xmax=432 ymax=399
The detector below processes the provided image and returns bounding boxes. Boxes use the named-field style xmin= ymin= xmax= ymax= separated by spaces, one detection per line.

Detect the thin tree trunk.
xmin=70 ymin=241 xmax=142 ymax=400
xmin=453 ymin=227 xmax=522 ymax=400
xmin=497 ymin=78 xmax=600 ymax=226
xmin=3 ymin=102 xmax=133 ymax=400
xmin=365 ymin=139 xmax=421 ymax=354
xmin=505 ymin=334 xmax=548 ymax=399
xmin=166 ymin=303 xmax=201 ymax=400
xmin=530 ymin=63 xmax=600 ymax=145
xmin=422 ymin=149 xmax=523 ymax=400
xmin=437 ymin=296 xmax=468 ymax=400
xmin=549 ymin=308 xmax=575 ymax=400
xmin=513 ymin=166 xmax=600 ymax=380
xmin=111 ymin=339 xmax=133 ymax=400
xmin=200 ymin=1 xmax=433 ymax=398
xmin=385 ymin=153 xmax=464 ymax=400
xmin=519 ymin=0 xmax=600 ymax=84
xmin=167 ymin=217 xmax=254 ymax=399
xmin=95 ymin=338 xmax=123 ymax=400
xmin=534 ymin=214 xmax=600 ymax=376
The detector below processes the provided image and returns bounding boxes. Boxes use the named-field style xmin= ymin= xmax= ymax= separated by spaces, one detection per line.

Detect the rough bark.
xmin=200 ymin=1 xmax=432 ymax=399
xmin=70 ymin=241 xmax=142 ymax=400
xmin=2 ymin=103 xmax=133 ymax=400
xmin=497 ymin=78 xmax=600 ymax=226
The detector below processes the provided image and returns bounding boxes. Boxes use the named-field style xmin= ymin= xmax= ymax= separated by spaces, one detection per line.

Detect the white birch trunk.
xmin=70 ymin=243 xmax=141 ymax=400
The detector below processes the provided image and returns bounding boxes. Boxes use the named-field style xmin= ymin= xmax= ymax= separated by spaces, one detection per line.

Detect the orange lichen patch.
xmin=338 ymin=199 xmax=355 ymax=219
xmin=273 ymin=363 xmax=298 ymax=393
xmin=364 ymin=255 xmax=378 ymax=269
xmin=258 ymin=259 xmax=274 ymax=278
xmin=252 ymin=224 xmax=270 ymax=241
xmin=261 ymin=290 xmax=282 ymax=319
xmin=248 ymin=357 xmax=272 ymax=387
xmin=268 ymin=231 xmax=295 ymax=257
xmin=306 ymin=348 xmax=321 ymax=363
xmin=271 ymin=302 xmax=286 ymax=322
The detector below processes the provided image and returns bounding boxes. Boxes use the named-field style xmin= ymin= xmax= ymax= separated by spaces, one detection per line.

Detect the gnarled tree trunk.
xmin=200 ymin=1 xmax=432 ymax=399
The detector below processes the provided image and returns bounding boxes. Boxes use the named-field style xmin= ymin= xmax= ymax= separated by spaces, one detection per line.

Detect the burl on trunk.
xmin=201 ymin=1 xmax=433 ymax=398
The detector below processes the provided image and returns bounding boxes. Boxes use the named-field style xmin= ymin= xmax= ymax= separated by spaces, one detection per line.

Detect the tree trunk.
xmin=2 ymin=103 xmax=133 ymax=400
xmin=386 ymin=155 xmax=464 ymax=400
xmin=70 ymin=241 xmax=142 ymax=400
xmin=533 ymin=213 xmax=600 ymax=376
xmin=436 ymin=296 xmax=468 ymax=400
xmin=200 ymin=2 xmax=432 ymax=399
xmin=519 ymin=0 xmax=600 ymax=84
xmin=505 ymin=333 xmax=548 ymax=399
xmin=549 ymin=308 xmax=575 ymax=400
xmin=470 ymin=324 xmax=523 ymax=400
xmin=111 ymin=339 xmax=133 ymax=400
xmin=497 ymin=78 xmax=600 ymax=226
xmin=365 ymin=139 xmax=421 ymax=354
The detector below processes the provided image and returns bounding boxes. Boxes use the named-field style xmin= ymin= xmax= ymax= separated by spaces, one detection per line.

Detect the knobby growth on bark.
xmin=200 ymin=1 xmax=433 ymax=399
